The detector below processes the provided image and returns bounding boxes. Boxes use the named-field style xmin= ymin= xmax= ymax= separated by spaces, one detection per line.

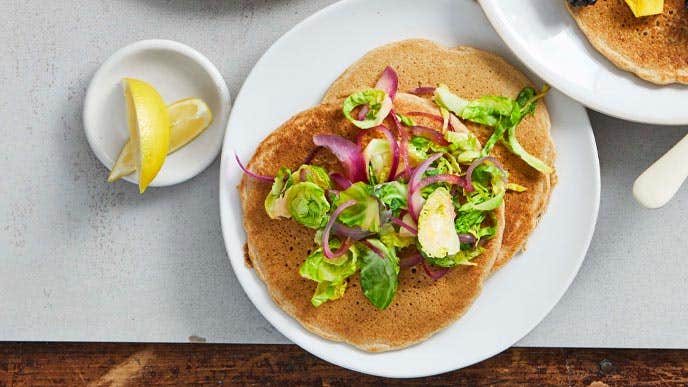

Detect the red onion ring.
xmin=418 ymin=174 xmax=466 ymax=188
xmin=329 ymin=172 xmax=352 ymax=189
xmin=376 ymin=66 xmax=398 ymax=100
xmin=422 ymin=259 xmax=449 ymax=280
xmin=406 ymin=111 xmax=456 ymax=132
xmin=235 ymin=154 xmax=275 ymax=183
xmin=357 ymin=105 xmax=370 ymax=121
xmin=409 ymin=86 xmax=436 ymax=95
xmin=359 ymin=126 xmax=399 ymax=181
xmin=391 ymin=110 xmax=410 ymax=179
xmin=313 ymin=134 xmax=367 ymax=183
xmin=372 ymin=125 xmax=400 ymax=182
xmin=362 ymin=240 xmax=386 ymax=259
xmin=409 ymin=172 xmax=466 ymax=222
xmin=459 ymin=234 xmax=477 ymax=244
xmin=322 ymin=200 xmax=357 ymax=259
xmin=465 ymin=156 xmax=504 ymax=193
xmin=333 ymin=223 xmax=374 ymax=241
xmin=395 ymin=166 xmax=414 ymax=179
xmin=409 ymin=174 xmax=464 ymax=219
xmin=400 ymin=251 xmax=422 ymax=268
xmin=409 ymin=153 xmax=443 ymax=191
xmin=410 ymin=126 xmax=450 ymax=146
xmin=390 ymin=216 xmax=418 ymax=235
xmin=408 ymin=190 xmax=423 ymax=222
xmin=407 ymin=153 xmax=443 ymax=221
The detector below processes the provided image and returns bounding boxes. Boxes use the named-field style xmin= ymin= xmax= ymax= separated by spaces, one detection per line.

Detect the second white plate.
xmin=480 ymin=0 xmax=688 ymax=125
xmin=220 ymin=0 xmax=600 ymax=378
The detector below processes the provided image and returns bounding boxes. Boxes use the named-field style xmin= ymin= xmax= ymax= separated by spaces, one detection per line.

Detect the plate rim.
xmin=219 ymin=0 xmax=601 ymax=377
xmin=479 ymin=0 xmax=688 ymax=126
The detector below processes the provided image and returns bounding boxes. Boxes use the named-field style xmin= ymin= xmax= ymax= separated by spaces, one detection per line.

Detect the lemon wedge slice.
xmin=107 ymin=98 xmax=213 ymax=184
xmin=121 ymin=78 xmax=170 ymax=193
xmin=624 ymin=0 xmax=664 ymax=17
xmin=168 ymin=98 xmax=214 ymax=152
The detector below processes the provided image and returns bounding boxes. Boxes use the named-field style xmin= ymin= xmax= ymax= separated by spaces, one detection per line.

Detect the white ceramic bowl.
xmin=480 ymin=0 xmax=688 ymax=125
xmin=84 ymin=39 xmax=230 ymax=187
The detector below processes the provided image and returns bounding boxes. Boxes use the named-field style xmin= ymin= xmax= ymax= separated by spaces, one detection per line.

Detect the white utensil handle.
xmin=633 ymin=133 xmax=688 ymax=209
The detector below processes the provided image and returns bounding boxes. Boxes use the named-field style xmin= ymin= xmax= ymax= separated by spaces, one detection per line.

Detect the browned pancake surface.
xmin=567 ymin=0 xmax=688 ymax=84
xmin=240 ymin=95 xmax=504 ymax=351
xmin=322 ymin=39 xmax=555 ymax=272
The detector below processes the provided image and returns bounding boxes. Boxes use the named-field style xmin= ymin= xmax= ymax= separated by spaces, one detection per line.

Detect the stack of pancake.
xmin=240 ymin=40 xmax=556 ymax=351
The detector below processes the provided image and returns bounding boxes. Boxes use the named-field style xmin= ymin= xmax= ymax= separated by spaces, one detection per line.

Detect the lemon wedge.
xmin=121 ymin=78 xmax=170 ymax=193
xmin=168 ymin=98 xmax=214 ymax=152
xmin=624 ymin=0 xmax=664 ymax=17
xmin=107 ymin=98 xmax=213 ymax=184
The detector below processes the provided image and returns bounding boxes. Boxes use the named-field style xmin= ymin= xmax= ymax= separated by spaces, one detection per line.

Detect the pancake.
xmin=240 ymin=93 xmax=504 ymax=351
xmin=322 ymin=39 xmax=556 ymax=273
xmin=567 ymin=0 xmax=688 ymax=85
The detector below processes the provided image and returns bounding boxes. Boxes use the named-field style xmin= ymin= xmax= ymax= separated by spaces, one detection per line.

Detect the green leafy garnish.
xmin=407 ymin=136 xmax=432 ymax=163
xmin=256 ymin=77 xmax=544 ymax=311
xmin=460 ymin=164 xmax=506 ymax=212
xmin=462 ymin=96 xmax=519 ymax=127
xmin=342 ymin=89 xmax=391 ymax=129
xmin=286 ymin=182 xmax=330 ymax=229
xmin=455 ymin=210 xmax=496 ymax=245
xmin=333 ymin=182 xmax=381 ymax=232
xmin=433 ymin=84 xmax=553 ymax=174
xmin=502 ymin=86 xmax=553 ymax=174
xmin=455 ymin=210 xmax=485 ymax=235
xmin=424 ymin=247 xmax=483 ymax=268
xmin=311 ymin=282 xmax=347 ymax=307
xmin=359 ymin=239 xmax=399 ymax=310
xmin=374 ymin=181 xmax=408 ymax=213
xmin=504 ymin=124 xmax=553 ymax=174
xmin=363 ymin=138 xmax=393 ymax=185
xmin=379 ymin=223 xmax=415 ymax=249
xmin=407 ymin=136 xmax=451 ymax=165
xmin=434 ymin=84 xmax=469 ymax=116
xmin=506 ymin=182 xmax=527 ymax=192
xmin=396 ymin=112 xmax=416 ymax=127
xmin=299 ymin=242 xmax=359 ymax=307
xmin=265 ymin=167 xmax=294 ymax=219
xmin=292 ymin=165 xmax=332 ymax=189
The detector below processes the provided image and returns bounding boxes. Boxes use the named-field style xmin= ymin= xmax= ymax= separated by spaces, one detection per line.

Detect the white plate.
xmin=480 ymin=0 xmax=688 ymax=125
xmin=219 ymin=0 xmax=600 ymax=378
xmin=84 ymin=39 xmax=230 ymax=187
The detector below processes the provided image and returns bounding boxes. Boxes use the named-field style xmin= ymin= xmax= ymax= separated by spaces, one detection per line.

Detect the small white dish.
xmin=84 ymin=39 xmax=230 ymax=187
xmin=480 ymin=0 xmax=688 ymax=125
xmin=219 ymin=0 xmax=599 ymax=378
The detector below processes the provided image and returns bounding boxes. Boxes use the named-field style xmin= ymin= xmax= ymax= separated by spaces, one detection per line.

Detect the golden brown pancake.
xmin=240 ymin=94 xmax=504 ymax=351
xmin=567 ymin=0 xmax=688 ymax=85
xmin=322 ymin=39 xmax=556 ymax=273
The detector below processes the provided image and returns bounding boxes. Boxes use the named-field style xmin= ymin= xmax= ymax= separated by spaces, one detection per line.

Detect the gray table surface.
xmin=1 ymin=0 xmax=687 ymax=347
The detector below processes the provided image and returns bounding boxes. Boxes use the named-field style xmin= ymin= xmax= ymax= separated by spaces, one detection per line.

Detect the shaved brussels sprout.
xmin=292 ymin=165 xmax=332 ymax=189
xmin=286 ymin=182 xmax=330 ymax=229
xmin=333 ymin=182 xmax=381 ymax=232
xmin=265 ymin=167 xmax=294 ymax=219
xmin=417 ymin=187 xmax=460 ymax=259
xmin=363 ymin=138 xmax=393 ymax=185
